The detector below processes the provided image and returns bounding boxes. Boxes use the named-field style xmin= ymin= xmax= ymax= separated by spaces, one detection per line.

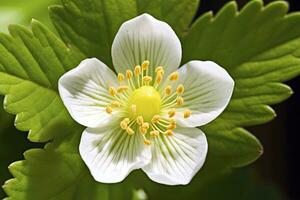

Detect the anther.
xmin=126 ymin=70 xmax=133 ymax=79
xmin=131 ymin=104 xmax=137 ymax=113
xmin=169 ymin=71 xmax=179 ymax=81
xmin=150 ymin=130 xmax=159 ymax=137
xmin=106 ymin=106 xmax=113 ymax=114
xmin=109 ymin=87 xmax=117 ymax=96
xmin=165 ymin=86 xmax=172 ymax=95
xmin=143 ymin=76 xmax=152 ymax=83
xmin=155 ymin=66 xmax=164 ymax=74
xmin=155 ymin=73 xmax=163 ymax=85
xmin=118 ymin=73 xmax=125 ymax=82
xmin=168 ymin=109 xmax=176 ymax=118
xmin=165 ymin=130 xmax=173 ymax=136
xmin=120 ymin=121 xmax=127 ymax=130
xmin=142 ymin=60 xmax=150 ymax=70
xmin=142 ymin=122 xmax=150 ymax=130
xmin=123 ymin=118 xmax=130 ymax=124
xmin=151 ymin=115 xmax=160 ymax=123
xmin=111 ymin=101 xmax=121 ymax=107
xmin=176 ymin=97 xmax=184 ymax=106
xmin=183 ymin=109 xmax=191 ymax=118
xmin=134 ymin=65 xmax=141 ymax=76
xmin=117 ymin=85 xmax=128 ymax=93
xmin=167 ymin=123 xmax=176 ymax=130
xmin=176 ymin=84 xmax=184 ymax=94
xmin=144 ymin=139 xmax=151 ymax=145
xmin=136 ymin=116 xmax=144 ymax=125
xmin=126 ymin=127 xmax=135 ymax=135
xmin=139 ymin=127 xmax=147 ymax=134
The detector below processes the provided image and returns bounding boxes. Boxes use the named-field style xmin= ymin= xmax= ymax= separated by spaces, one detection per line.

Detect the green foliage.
xmin=0 ymin=0 xmax=299 ymax=199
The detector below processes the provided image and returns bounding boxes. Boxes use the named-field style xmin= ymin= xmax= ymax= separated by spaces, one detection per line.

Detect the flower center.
xmin=128 ymin=86 xmax=161 ymax=121
xmin=104 ymin=60 xmax=191 ymax=145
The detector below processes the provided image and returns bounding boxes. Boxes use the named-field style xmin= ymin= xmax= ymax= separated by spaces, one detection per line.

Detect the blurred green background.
xmin=0 ymin=0 xmax=299 ymax=199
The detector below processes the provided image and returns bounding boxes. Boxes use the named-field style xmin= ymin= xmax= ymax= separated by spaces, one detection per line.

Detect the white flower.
xmin=58 ymin=14 xmax=234 ymax=185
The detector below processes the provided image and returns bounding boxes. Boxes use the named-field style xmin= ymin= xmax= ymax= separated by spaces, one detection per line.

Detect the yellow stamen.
xmin=126 ymin=127 xmax=135 ymax=135
xmin=126 ymin=70 xmax=133 ymax=79
xmin=155 ymin=73 xmax=163 ymax=85
xmin=144 ymin=139 xmax=151 ymax=145
xmin=134 ymin=65 xmax=141 ymax=76
xmin=169 ymin=71 xmax=179 ymax=81
xmin=120 ymin=121 xmax=127 ymax=130
xmin=111 ymin=101 xmax=121 ymax=107
xmin=176 ymin=84 xmax=184 ymax=94
xmin=131 ymin=104 xmax=137 ymax=113
xmin=142 ymin=60 xmax=150 ymax=70
xmin=109 ymin=87 xmax=117 ymax=96
xmin=155 ymin=66 xmax=164 ymax=74
xmin=142 ymin=122 xmax=150 ymax=130
xmin=139 ymin=126 xmax=147 ymax=134
xmin=168 ymin=109 xmax=176 ymax=118
xmin=117 ymin=85 xmax=129 ymax=93
xmin=106 ymin=106 xmax=113 ymax=114
xmin=150 ymin=130 xmax=159 ymax=137
xmin=136 ymin=116 xmax=144 ymax=125
xmin=123 ymin=118 xmax=130 ymax=124
xmin=118 ymin=73 xmax=125 ymax=82
xmin=165 ymin=86 xmax=172 ymax=95
xmin=165 ymin=130 xmax=173 ymax=136
xmin=169 ymin=118 xmax=176 ymax=125
xmin=176 ymin=97 xmax=184 ymax=106
xmin=151 ymin=115 xmax=160 ymax=123
xmin=167 ymin=123 xmax=176 ymax=130
xmin=143 ymin=76 xmax=152 ymax=83
xmin=184 ymin=109 xmax=191 ymax=118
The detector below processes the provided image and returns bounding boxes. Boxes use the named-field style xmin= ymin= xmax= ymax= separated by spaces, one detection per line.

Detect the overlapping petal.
xmin=175 ymin=61 xmax=234 ymax=127
xmin=59 ymin=58 xmax=120 ymax=128
xmin=112 ymin=13 xmax=182 ymax=76
xmin=142 ymin=127 xmax=208 ymax=185
xmin=80 ymin=125 xmax=151 ymax=183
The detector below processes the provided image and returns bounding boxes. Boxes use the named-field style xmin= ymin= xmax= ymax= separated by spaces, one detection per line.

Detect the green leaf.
xmin=182 ymin=0 xmax=300 ymax=169
xmin=0 ymin=20 xmax=84 ymax=142
xmin=0 ymin=0 xmax=59 ymax=33
xmin=49 ymin=0 xmax=199 ymax=67
xmin=3 ymin=126 xmax=135 ymax=200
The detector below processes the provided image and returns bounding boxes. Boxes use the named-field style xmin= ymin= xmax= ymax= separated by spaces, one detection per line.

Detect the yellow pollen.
xmin=131 ymin=104 xmax=137 ymax=113
xmin=176 ymin=97 xmax=184 ymax=106
xmin=106 ymin=106 xmax=113 ymax=114
xmin=144 ymin=139 xmax=151 ymax=145
xmin=126 ymin=70 xmax=133 ymax=79
xmin=142 ymin=60 xmax=150 ymax=70
xmin=117 ymin=85 xmax=128 ymax=93
xmin=165 ymin=86 xmax=172 ymax=95
xmin=155 ymin=74 xmax=163 ymax=84
xmin=168 ymin=109 xmax=176 ymax=118
xmin=128 ymin=86 xmax=161 ymax=121
xmin=139 ymin=127 xmax=147 ymax=134
xmin=169 ymin=71 xmax=179 ymax=81
xmin=176 ymin=84 xmax=185 ymax=94
xmin=142 ymin=122 xmax=150 ymax=130
xmin=155 ymin=66 xmax=164 ymax=74
xmin=167 ymin=123 xmax=176 ymax=130
xmin=143 ymin=76 xmax=152 ymax=83
xmin=118 ymin=73 xmax=125 ymax=82
xmin=111 ymin=101 xmax=121 ymax=107
xmin=165 ymin=130 xmax=173 ymax=136
xmin=123 ymin=118 xmax=130 ymax=124
xmin=134 ymin=65 xmax=141 ymax=76
xmin=184 ymin=109 xmax=191 ymax=118
xmin=120 ymin=121 xmax=127 ymax=130
xmin=150 ymin=130 xmax=159 ymax=137
xmin=136 ymin=116 xmax=144 ymax=125
xmin=126 ymin=127 xmax=135 ymax=135
xmin=109 ymin=87 xmax=117 ymax=96
xmin=151 ymin=115 xmax=160 ymax=123
xmin=169 ymin=118 xmax=176 ymax=125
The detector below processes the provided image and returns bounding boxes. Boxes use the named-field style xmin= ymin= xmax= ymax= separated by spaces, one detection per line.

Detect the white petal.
xmin=142 ymin=127 xmax=208 ymax=185
xmin=112 ymin=13 xmax=181 ymax=76
xmin=59 ymin=58 xmax=120 ymax=128
xmin=80 ymin=126 xmax=151 ymax=183
xmin=175 ymin=61 xmax=234 ymax=127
